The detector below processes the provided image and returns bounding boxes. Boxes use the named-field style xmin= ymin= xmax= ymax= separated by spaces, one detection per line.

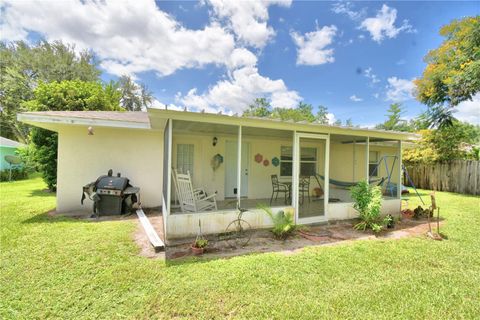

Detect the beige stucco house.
xmin=19 ymin=109 xmax=417 ymax=243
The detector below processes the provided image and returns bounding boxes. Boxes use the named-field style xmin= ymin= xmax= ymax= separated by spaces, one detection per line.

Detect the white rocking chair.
xmin=173 ymin=170 xmax=217 ymax=213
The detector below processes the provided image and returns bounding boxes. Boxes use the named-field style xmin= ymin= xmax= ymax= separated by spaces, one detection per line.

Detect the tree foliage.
xmin=415 ymin=16 xmax=480 ymax=127
xmin=26 ymin=80 xmax=121 ymax=190
xmin=117 ymin=75 xmax=153 ymax=111
xmin=403 ymin=121 xmax=480 ymax=163
xmin=242 ymin=98 xmax=335 ymax=124
xmin=0 ymin=41 xmax=100 ymax=142
xmin=415 ymin=16 xmax=480 ymax=107
xmin=375 ymin=103 xmax=414 ymax=131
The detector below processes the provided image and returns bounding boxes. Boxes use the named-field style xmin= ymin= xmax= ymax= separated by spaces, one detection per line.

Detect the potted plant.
xmin=191 ymin=238 xmax=208 ymax=255
xmin=191 ymin=219 xmax=208 ymax=255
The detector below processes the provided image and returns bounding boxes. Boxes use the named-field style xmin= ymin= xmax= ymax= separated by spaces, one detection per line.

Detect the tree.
xmin=117 ymin=75 xmax=153 ymax=111
xmin=415 ymin=16 xmax=480 ymax=127
xmin=316 ymin=105 xmax=329 ymax=124
xmin=25 ymin=80 xmax=121 ymax=190
xmin=272 ymin=102 xmax=316 ymax=122
xmin=243 ymin=98 xmax=335 ymax=125
xmin=345 ymin=118 xmax=354 ymax=127
xmin=0 ymin=41 xmax=100 ymax=142
xmin=375 ymin=103 xmax=413 ymax=131
xmin=403 ymin=120 xmax=480 ymax=163
xmin=243 ymin=98 xmax=272 ymax=117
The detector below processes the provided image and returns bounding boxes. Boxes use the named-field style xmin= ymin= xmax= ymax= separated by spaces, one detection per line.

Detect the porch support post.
xmin=292 ymin=131 xmax=298 ymax=214
xmin=365 ymin=137 xmax=370 ymax=182
xmin=353 ymin=139 xmax=356 ymax=181
xmin=162 ymin=118 xmax=172 ymax=243
xmin=324 ymin=134 xmax=330 ymax=219
xmin=237 ymin=125 xmax=242 ymax=205
xmin=397 ymin=140 xmax=402 ymax=199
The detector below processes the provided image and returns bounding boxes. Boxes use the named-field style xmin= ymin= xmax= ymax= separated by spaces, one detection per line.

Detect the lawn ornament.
xmin=427 ymin=193 xmax=443 ymax=240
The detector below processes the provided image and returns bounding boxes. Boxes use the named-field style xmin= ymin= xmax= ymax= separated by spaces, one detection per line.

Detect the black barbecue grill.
xmin=81 ymin=169 xmax=140 ymax=216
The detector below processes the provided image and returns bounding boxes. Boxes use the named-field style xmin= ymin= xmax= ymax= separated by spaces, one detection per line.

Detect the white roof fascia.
xmin=17 ymin=113 xmax=151 ymax=130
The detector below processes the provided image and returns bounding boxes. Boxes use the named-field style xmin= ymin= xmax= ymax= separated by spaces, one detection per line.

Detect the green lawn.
xmin=1 ymin=176 xmax=479 ymax=319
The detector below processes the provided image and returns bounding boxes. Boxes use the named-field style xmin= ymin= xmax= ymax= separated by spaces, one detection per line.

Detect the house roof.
xmin=18 ymin=111 xmax=151 ymax=130
xmin=23 ymin=111 xmax=149 ymax=123
xmin=18 ymin=109 xmax=419 ymax=141
xmin=0 ymin=136 xmax=25 ymax=148
xmin=147 ymin=108 xmax=420 ymax=141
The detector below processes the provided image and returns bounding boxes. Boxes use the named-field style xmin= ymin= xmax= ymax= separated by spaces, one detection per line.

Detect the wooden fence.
xmin=405 ymin=160 xmax=480 ymax=195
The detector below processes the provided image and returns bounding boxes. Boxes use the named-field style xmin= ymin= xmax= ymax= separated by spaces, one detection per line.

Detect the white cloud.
xmin=291 ymin=25 xmax=337 ymax=65
xmin=0 ymin=0 xmax=237 ymax=77
xmin=350 ymin=95 xmax=363 ymax=102
xmin=178 ymin=65 xmax=301 ymax=113
xmin=373 ymin=93 xmax=380 ymax=99
xmin=1 ymin=0 xmax=301 ymax=114
xmin=396 ymin=59 xmax=407 ymax=65
xmin=150 ymin=99 xmax=184 ymax=111
xmin=359 ymin=4 xmax=415 ymax=43
xmin=206 ymin=0 xmax=291 ymax=48
xmin=364 ymin=67 xmax=380 ymax=85
xmin=326 ymin=113 xmax=336 ymax=124
xmin=331 ymin=2 xmax=366 ymax=21
xmin=227 ymin=48 xmax=258 ymax=69
xmin=455 ymin=93 xmax=480 ymax=125
xmin=385 ymin=77 xmax=415 ymax=102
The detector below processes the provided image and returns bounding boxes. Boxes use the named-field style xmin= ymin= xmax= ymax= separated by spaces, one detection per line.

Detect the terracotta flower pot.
xmin=191 ymin=245 xmax=205 ymax=255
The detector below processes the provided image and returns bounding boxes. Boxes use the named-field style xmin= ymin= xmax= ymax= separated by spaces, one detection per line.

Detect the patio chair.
xmin=174 ymin=170 xmax=217 ymax=213
xmin=172 ymin=169 xmax=206 ymax=206
xmin=270 ymin=174 xmax=290 ymax=205
xmin=299 ymin=176 xmax=311 ymax=205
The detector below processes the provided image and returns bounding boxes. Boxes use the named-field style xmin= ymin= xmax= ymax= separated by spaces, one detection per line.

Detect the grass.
xmin=1 ymin=176 xmax=479 ymax=319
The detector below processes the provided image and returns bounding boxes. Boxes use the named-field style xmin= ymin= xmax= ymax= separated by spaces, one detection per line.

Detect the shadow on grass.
xmin=29 ymin=189 xmax=55 ymax=198
xmin=22 ymin=210 xmax=139 ymax=224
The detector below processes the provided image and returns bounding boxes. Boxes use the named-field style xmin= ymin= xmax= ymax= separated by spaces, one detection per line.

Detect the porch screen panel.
xmin=176 ymin=144 xmax=194 ymax=176
xmin=280 ymin=146 xmax=317 ymax=176
xmin=239 ymin=127 xmax=294 ymax=211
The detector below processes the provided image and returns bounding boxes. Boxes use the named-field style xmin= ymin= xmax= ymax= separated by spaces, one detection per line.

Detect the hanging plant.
xmin=254 ymin=153 xmax=263 ymax=163
xmin=271 ymin=157 xmax=280 ymax=167
xmin=211 ymin=154 xmax=224 ymax=171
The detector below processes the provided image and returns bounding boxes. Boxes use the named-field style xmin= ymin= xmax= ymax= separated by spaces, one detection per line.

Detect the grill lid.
xmin=96 ymin=171 xmax=129 ymax=191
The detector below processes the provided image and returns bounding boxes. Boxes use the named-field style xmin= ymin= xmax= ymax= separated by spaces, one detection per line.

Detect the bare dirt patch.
xmin=163 ymin=218 xmax=443 ymax=261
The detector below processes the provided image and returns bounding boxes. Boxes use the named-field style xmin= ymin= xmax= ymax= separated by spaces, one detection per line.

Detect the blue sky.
xmin=1 ymin=1 xmax=479 ymax=125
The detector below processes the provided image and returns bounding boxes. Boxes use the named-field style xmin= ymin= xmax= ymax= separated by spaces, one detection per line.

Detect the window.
xmin=280 ymin=146 xmax=317 ymax=176
xmin=176 ymin=144 xmax=194 ymax=176
xmin=369 ymin=151 xmax=379 ymax=177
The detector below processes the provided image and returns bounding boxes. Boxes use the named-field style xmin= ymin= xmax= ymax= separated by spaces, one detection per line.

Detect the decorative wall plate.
xmin=211 ymin=153 xmax=224 ymax=171
xmin=263 ymin=159 xmax=270 ymax=166
xmin=254 ymin=153 xmax=263 ymax=163
xmin=271 ymin=157 xmax=279 ymax=167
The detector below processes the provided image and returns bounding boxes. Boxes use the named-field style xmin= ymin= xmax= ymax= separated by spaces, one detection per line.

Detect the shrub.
xmin=0 ymin=167 xmax=28 ymax=182
xmin=260 ymin=205 xmax=296 ymax=239
xmin=16 ymin=144 xmax=39 ymax=173
xmin=351 ymin=181 xmax=388 ymax=233
xmin=30 ymin=129 xmax=58 ymax=191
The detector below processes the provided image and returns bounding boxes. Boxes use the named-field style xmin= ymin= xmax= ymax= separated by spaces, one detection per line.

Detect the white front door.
xmin=225 ymin=141 xmax=249 ymax=198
